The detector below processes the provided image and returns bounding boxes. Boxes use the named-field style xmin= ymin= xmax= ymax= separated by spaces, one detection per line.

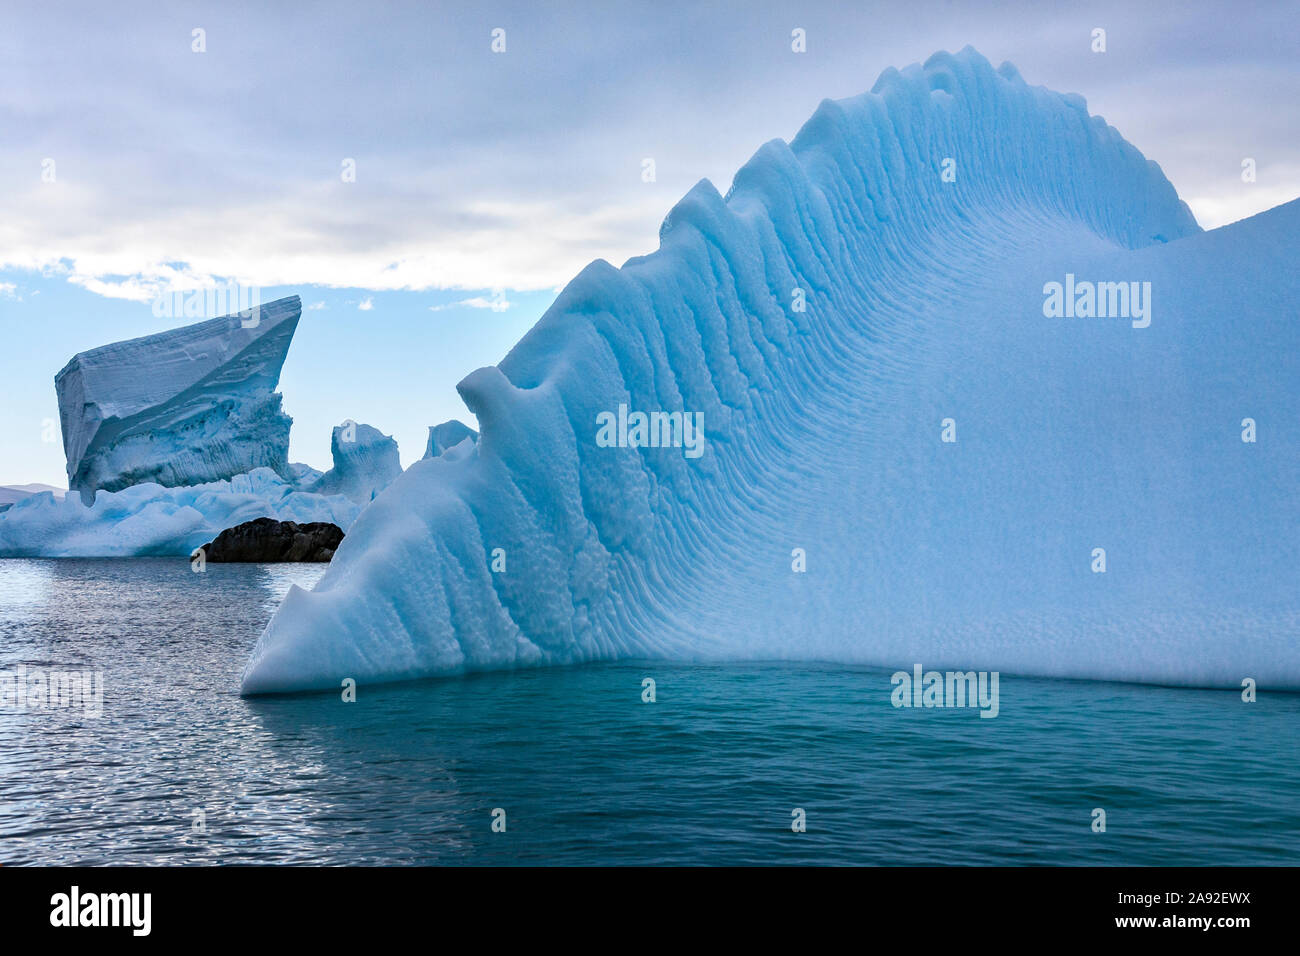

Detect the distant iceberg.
xmin=0 ymin=297 xmax=402 ymax=557
xmin=227 ymin=48 xmax=1293 ymax=692
xmin=0 ymin=468 xmax=358 ymax=558
xmin=0 ymin=484 xmax=65 ymax=511
xmin=57 ymin=295 xmax=302 ymax=502
xmin=300 ymin=422 xmax=403 ymax=504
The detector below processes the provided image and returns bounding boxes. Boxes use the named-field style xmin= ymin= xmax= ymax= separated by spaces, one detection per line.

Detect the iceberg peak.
xmin=300 ymin=421 xmax=403 ymax=505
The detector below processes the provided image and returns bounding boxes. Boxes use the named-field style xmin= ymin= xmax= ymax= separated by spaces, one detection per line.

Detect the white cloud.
xmin=306 ymin=300 xmax=326 ymax=310
xmin=0 ymin=183 xmax=667 ymax=305
xmin=430 ymin=290 xmax=511 ymax=312
xmin=358 ymin=296 xmax=374 ymax=311
xmin=1 ymin=5 xmax=1294 ymax=308
xmin=1185 ymin=185 xmax=1300 ymax=230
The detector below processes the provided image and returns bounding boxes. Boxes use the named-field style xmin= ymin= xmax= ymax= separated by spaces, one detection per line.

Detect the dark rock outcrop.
xmin=200 ymin=516 xmax=343 ymax=563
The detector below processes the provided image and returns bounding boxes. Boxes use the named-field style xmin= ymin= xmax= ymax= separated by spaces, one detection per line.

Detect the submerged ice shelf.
xmin=228 ymin=47 xmax=1294 ymax=692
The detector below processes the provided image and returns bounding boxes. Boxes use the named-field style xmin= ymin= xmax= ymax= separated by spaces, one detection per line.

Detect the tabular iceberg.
xmin=57 ymin=295 xmax=302 ymax=501
xmin=241 ymin=47 xmax=1300 ymax=694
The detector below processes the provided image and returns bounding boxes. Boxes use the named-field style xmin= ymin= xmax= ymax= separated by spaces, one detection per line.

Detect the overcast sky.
xmin=2 ymin=0 xmax=1296 ymax=486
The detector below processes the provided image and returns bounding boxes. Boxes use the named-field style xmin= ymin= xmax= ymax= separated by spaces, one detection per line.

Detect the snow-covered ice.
xmin=0 ymin=468 xmax=359 ymax=557
xmin=0 ymin=484 xmax=66 ymax=510
xmin=423 ymin=420 xmax=478 ymax=460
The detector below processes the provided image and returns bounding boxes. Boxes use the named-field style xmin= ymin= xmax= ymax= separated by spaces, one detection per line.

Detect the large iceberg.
xmin=241 ymin=48 xmax=1300 ymax=694
xmin=57 ymin=295 xmax=302 ymax=502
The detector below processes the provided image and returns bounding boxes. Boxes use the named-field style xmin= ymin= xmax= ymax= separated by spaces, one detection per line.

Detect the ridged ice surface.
xmin=242 ymin=48 xmax=1299 ymax=694
xmin=57 ymin=296 xmax=302 ymax=501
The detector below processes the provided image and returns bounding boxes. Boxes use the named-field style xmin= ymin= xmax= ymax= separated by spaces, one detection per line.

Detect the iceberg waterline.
xmin=0 ymin=417 xmax=411 ymax=555
xmin=0 ymin=469 xmax=360 ymax=558
xmin=235 ymin=47 xmax=1293 ymax=692
xmin=0 ymin=415 xmax=407 ymax=556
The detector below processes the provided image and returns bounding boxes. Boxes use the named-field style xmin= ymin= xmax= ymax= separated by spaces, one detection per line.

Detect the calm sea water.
xmin=0 ymin=558 xmax=1296 ymax=866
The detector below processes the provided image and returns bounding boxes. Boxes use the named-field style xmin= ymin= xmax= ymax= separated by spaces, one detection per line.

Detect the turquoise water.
xmin=0 ymin=558 xmax=1297 ymax=865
